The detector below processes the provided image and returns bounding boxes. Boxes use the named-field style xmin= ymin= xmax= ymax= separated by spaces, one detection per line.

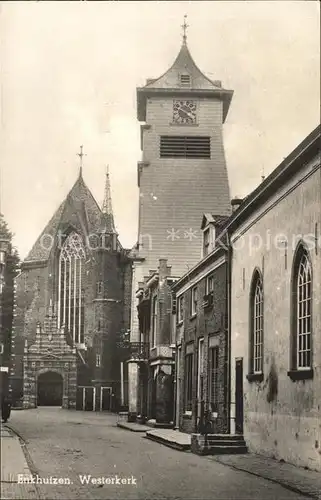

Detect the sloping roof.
xmin=200 ymin=213 xmax=229 ymax=230
xmin=144 ymin=42 xmax=222 ymax=91
xmin=24 ymin=173 xmax=103 ymax=263
xmin=137 ymin=42 xmax=233 ymax=122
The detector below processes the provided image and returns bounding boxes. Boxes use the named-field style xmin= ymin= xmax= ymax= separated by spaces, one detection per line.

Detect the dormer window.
xmin=203 ymin=228 xmax=210 ymax=257
xmin=202 ymin=223 xmax=216 ymax=258
xmin=180 ymin=74 xmax=191 ymax=86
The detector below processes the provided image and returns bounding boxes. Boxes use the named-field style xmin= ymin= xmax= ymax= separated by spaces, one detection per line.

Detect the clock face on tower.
xmin=173 ymin=100 xmax=197 ymax=125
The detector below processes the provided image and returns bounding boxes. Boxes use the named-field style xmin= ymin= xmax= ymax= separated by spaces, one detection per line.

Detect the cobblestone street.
xmin=5 ymin=408 xmax=311 ymax=500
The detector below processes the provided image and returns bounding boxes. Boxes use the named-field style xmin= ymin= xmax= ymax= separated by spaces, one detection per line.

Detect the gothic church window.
xmin=249 ymin=270 xmax=264 ymax=376
xmin=58 ymin=232 xmax=85 ymax=345
xmin=291 ymin=246 xmax=312 ymax=371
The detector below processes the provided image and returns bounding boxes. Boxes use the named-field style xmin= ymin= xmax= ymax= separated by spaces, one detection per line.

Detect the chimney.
xmin=158 ymin=258 xmax=169 ymax=280
xmin=231 ymin=197 xmax=243 ymax=213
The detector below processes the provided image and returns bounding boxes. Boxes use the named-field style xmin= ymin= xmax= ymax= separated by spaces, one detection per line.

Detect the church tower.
xmin=136 ymin=21 xmax=232 ymax=278
xmin=128 ymin=20 xmax=233 ymax=419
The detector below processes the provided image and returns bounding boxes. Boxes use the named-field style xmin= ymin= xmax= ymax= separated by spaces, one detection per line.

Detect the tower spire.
xmin=101 ymin=165 xmax=115 ymax=232
xmin=181 ymin=14 xmax=189 ymax=45
xmin=77 ymin=145 xmax=86 ymax=178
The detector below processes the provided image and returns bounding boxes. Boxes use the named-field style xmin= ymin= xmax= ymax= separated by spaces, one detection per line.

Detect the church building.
xmin=127 ymin=21 xmax=234 ymax=421
xmin=11 ymin=161 xmax=132 ymax=411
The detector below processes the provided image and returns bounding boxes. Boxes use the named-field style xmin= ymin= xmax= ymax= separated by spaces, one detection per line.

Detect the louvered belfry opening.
xmin=160 ymin=136 xmax=211 ymax=159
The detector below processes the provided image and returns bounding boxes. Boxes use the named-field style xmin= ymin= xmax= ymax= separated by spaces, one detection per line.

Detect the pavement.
xmin=1 ymin=408 xmax=320 ymax=500
xmin=0 ymin=424 xmax=39 ymax=499
xmin=116 ymin=420 xmax=321 ymax=499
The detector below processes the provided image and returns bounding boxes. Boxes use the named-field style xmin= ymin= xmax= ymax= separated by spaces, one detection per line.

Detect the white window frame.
xmin=177 ymin=295 xmax=184 ymax=324
xmin=253 ymin=277 xmax=264 ymax=374
xmin=296 ymin=252 xmax=312 ymax=370
xmin=151 ymin=295 xmax=157 ymax=347
xmin=197 ymin=338 xmax=204 ymax=402
xmin=203 ymin=228 xmax=210 ymax=257
xmin=96 ymin=354 xmax=101 ymax=367
xmin=206 ymin=274 xmax=214 ymax=295
xmin=191 ymin=286 xmax=198 ymax=316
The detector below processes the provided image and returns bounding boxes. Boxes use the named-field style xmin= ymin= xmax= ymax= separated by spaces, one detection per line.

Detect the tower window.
xmin=96 ymin=281 xmax=103 ymax=296
xmin=160 ymin=136 xmax=210 ymax=159
xmin=180 ymin=74 xmax=191 ymax=86
xmin=96 ymin=354 xmax=101 ymax=367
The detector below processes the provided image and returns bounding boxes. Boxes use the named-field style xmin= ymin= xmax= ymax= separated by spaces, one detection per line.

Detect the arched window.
xmin=57 ymin=232 xmax=85 ymax=345
xmin=292 ymin=247 xmax=312 ymax=371
xmin=249 ymin=270 xmax=264 ymax=377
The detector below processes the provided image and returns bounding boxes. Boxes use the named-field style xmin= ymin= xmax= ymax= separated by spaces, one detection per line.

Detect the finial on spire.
xmin=101 ymin=165 xmax=116 ymax=232
xmin=77 ymin=145 xmax=87 ymax=177
xmin=181 ymin=14 xmax=189 ymax=45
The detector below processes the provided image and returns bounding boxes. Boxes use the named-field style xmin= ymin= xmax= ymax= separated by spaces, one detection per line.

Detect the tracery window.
xmin=250 ymin=271 xmax=264 ymax=375
xmin=293 ymin=248 xmax=312 ymax=370
xmin=58 ymin=232 xmax=85 ymax=344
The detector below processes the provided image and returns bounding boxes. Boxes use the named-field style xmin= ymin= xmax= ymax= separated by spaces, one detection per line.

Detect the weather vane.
xmin=77 ymin=145 xmax=87 ymax=176
xmin=181 ymin=14 xmax=189 ymax=44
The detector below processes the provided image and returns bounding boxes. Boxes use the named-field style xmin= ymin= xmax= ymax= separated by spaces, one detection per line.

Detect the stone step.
xmin=146 ymin=419 xmax=174 ymax=429
xmin=145 ymin=430 xmax=191 ymax=452
xmin=207 ymin=445 xmax=248 ymax=455
xmin=202 ymin=434 xmax=245 ymax=441
xmin=206 ymin=440 xmax=247 ymax=447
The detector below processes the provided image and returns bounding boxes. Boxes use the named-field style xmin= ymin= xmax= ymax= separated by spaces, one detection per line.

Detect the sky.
xmin=0 ymin=0 xmax=320 ymax=259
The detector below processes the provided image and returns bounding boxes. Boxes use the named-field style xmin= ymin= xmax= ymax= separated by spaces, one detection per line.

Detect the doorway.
xmin=235 ymin=358 xmax=244 ymax=434
xmin=37 ymin=372 xmax=63 ymax=406
xmin=100 ymin=387 xmax=112 ymax=411
xmin=76 ymin=386 xmax=96 ymax=411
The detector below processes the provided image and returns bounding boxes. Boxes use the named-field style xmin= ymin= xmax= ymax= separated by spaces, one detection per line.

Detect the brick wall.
xmin=176 ymin=261 xmax=228 ymax=434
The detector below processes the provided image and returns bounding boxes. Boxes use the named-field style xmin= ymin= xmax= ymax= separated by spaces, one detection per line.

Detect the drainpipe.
xmin=227 ymin=239 xmax=232 ymax=435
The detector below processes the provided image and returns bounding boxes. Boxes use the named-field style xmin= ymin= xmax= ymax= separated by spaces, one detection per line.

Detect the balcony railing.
xmin=116 ymin=340 xmax=149 ymax=362
xmin=129 ymin=342 xmax=149 ymax=361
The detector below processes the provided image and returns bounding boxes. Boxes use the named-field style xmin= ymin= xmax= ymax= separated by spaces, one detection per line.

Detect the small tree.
xmin=0 ymin=214 xmax=20 ymax=396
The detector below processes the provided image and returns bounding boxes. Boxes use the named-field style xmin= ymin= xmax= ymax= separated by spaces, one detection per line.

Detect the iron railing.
xmin=196 ymin=400 xmax=218 ymax=435
xmin=116 ymin=340 xmax=149 ymax=362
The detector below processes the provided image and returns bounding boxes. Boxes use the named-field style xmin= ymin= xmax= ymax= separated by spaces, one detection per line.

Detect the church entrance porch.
xmin=37 ymin=371 xmax=63 ymax=406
